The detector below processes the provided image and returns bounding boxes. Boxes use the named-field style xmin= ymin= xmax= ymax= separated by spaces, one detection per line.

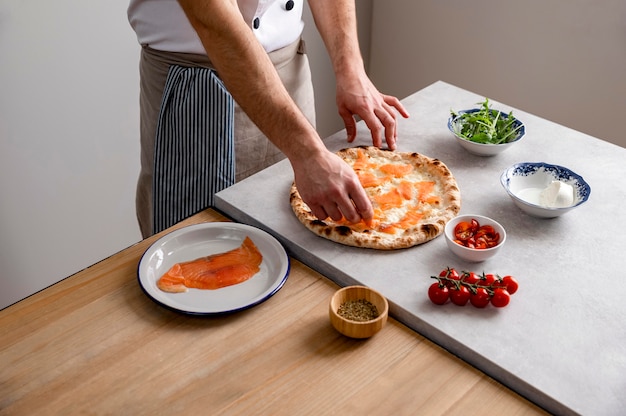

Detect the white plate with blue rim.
xmin=138 ymin=222 xmax=290 ymax=315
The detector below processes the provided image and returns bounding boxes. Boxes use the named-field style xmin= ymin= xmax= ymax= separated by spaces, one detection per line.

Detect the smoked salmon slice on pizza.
xmin=290 ymin=146 xmax=461 ymax=250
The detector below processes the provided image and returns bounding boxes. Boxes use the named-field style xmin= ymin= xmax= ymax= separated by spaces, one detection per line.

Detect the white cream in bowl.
xmin=500 ymin=162 xmax=591 ymax=218
xmin=516 ymin=180 xmax=575 ymax=208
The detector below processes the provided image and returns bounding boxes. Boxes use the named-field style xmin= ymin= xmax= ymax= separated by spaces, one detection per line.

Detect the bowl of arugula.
xmin=448 ymin=98 xmax=525 ymax=156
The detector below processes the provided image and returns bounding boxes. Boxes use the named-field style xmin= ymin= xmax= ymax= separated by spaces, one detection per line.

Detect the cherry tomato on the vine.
xmin=428 ymin=283 xmax=449 ymax=305
xmin=449 ymin=286 xmax=471 ymax=306
xmin=491 ymin=288 xmax=511 ymax=308
xmin=501 ymin=275 xmax=519 ymax=295
xmin=440 ymin=268 xmax=460 ymax=280
xmin=478 ymin=273 xmax=496 ymax=287
xmin=463 ymin=271 xmax=480 ymax=285
xmin=439 ymin=268 xmax=461 ymax=288
xmin=429 ymin=268 xmax=518 ymax=309
xmin=470 ymin=287 xmax=491 ymax=308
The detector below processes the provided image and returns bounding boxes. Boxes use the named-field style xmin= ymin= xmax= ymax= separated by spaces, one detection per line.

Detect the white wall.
xmin=0 ymin=0 xmax=141 ymax=308
xmin=368 ymin=0 xmax=626 ymax=148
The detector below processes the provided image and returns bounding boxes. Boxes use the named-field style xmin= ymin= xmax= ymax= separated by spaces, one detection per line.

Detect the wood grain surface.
xmin=0 ymin=209 xmax=547 ymax=415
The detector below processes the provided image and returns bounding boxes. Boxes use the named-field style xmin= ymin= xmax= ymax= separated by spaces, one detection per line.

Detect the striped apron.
xmin=153 ymin=66 xmax=235 ymax=235
xmin=136 ymin=38 xmax=314 ymax=238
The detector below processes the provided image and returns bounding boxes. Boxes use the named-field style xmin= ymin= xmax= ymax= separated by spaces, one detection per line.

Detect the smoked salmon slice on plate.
xmin=157 ymin=236 xmax=263 ymax=293
xmin=137 ymin=222 xmax=290 ymax=315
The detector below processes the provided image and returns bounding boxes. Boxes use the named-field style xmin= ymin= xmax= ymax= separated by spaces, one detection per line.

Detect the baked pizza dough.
xmin=290 ymin=146 xmax=461 ymax=250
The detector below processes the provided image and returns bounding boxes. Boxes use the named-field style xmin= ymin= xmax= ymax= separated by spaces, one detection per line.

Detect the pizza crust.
xmin=290 ymin=146 xmax=461 ymax=250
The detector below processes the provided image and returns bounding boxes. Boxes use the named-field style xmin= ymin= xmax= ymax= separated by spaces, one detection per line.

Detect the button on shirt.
xmin=128 ymin=0 xmax=305 ymax=54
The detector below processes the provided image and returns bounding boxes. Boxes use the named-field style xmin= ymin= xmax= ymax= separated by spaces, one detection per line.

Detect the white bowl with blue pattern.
xmin=500 ymin=162 xmax=591 ymax=218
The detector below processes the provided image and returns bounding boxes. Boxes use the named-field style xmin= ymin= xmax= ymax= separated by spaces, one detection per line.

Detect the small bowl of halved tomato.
xmin=444 ymin=214 xmax=506 ymax=262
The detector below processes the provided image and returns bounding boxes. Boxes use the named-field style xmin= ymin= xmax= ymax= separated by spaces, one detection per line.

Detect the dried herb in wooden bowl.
xmin=337 ymin=299 xmax=379 ymax=322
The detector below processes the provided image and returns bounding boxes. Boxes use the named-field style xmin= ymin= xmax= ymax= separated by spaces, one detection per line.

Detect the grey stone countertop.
xmin=216 ymin=81 xmax=626 ymax=416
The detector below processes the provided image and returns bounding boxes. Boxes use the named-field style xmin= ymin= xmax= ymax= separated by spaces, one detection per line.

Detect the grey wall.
xmin=0 ymin=0 xmax=141 ymax=309
xmin=367 ymin=0 xmax=626 ymax=148
xmin=303 ymin=0 xmax=373 ymax=138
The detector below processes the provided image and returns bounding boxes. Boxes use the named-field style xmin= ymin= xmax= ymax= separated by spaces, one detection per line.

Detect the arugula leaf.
xmin=450 ymin=98 xmax=523 ymax=145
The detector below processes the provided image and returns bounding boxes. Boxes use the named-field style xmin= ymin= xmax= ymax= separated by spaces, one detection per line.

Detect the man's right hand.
xmin=290 ymin=148 xmax=373 ymax=224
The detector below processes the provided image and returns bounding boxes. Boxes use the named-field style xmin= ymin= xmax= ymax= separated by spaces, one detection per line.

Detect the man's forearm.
xmin=178 ymin=0 xmax=325 ymax=165
xmin=307 ymin=0 xmax=364 ymax=77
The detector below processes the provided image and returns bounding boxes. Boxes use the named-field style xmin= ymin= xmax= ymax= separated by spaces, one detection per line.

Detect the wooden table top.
xmin=0 ymin=209 xmax=547 ymax=415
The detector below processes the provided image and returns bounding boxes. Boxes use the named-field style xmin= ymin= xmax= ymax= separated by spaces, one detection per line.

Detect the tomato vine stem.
xmin=431 ymin=268 xmax=501 ymax=295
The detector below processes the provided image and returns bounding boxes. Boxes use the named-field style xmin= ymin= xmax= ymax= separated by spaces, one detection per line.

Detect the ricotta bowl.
xmin=500 ymin=162 xmax=591 ymax=218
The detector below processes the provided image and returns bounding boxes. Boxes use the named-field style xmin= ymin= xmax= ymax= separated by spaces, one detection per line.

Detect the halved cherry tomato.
xmin=474 ymin=236 xmax=488 ymax=249
xmin=485 ymin=234 xmax=500 ymax=248
xmin=475 ymin=225 xmax=496 ymax=238
xmin=452 ymin=219 xmax=500 ymax=250
xmin=428 ymin=282 xmax=449 ymax=305
xmin=454 ymin=221 xmax=475 ymax=241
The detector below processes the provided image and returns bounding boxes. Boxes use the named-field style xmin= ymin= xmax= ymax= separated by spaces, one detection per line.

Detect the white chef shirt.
xmin=127 ymin=0 xmax=305 ymax=54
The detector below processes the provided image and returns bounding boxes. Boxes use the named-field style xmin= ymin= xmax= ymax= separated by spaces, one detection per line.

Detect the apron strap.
xmin=152 ymin=65 xmax=235 ymax=234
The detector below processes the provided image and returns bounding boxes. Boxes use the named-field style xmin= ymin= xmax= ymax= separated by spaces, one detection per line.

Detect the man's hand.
xmin=336 ymin=73 xmax=409 ymax=150
xmin=291 ymin=149 xmax=373 ymax=224
xmin=307 ymin=0 xmax=409 ymax=150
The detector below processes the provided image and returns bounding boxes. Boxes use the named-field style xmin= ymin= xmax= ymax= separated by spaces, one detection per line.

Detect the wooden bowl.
xmin=329 ymin=286 xmax=388 ymax=339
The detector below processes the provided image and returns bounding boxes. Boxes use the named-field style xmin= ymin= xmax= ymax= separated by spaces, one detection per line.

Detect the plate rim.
xmin=137 ymin=222 xmax=290 ymax=316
